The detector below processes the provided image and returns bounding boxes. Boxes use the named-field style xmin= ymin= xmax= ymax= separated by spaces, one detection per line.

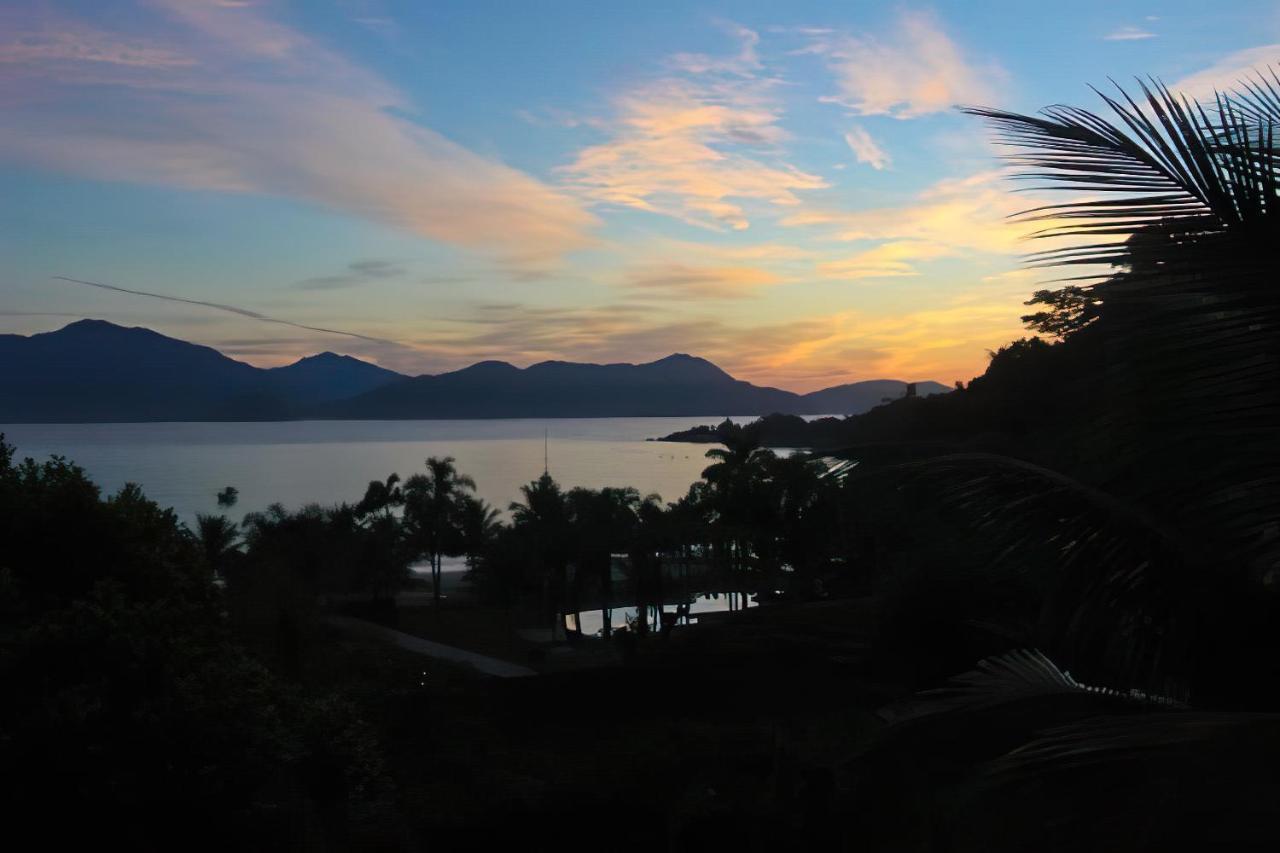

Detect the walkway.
xmin=326 ymin=615 xmax=537 ymax=678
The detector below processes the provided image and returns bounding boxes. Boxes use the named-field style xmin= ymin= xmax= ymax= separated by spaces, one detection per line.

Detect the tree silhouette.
xmin=403 ymin=457 xmax=475 ymax=607
xmin=509 ymin=472 xmax=571 ymax=634
xmin=355 ymin=472 xmax=403 ymax=520
xmin=629 ymin=494 xmax=669 ymax=634
xmin=949 ymin=74 xmax=1280 ymax=697
xmin=567 ymin=486 xmax=642 ymax=638
xmin=194 ymin=512 xmax=241 ymax=578
xmin=457 ymin=493 xmax=501 ymax=570
xmin=702 ymin=422 xmax=776 ymax=605
xmin=0 ymin=438 xmax=387 ymax=847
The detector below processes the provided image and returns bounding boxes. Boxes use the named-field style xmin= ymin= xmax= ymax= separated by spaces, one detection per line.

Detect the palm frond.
xmin=964 ymin=75 xmax=1280 ymax=276
xmin=845 ymin=453 xmax=1200 ymax=693
xmin=948 ymin=712 xmax=1280 ymax=851
xmin=880 ymin=649 xmax=1184 ymax=725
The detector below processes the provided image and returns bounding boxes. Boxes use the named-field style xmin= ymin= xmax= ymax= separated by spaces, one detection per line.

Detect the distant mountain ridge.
xmin=0 ymin=320 xmax=949 ymax=422
xmin=0 ymin=320 xmax=405 ymax=422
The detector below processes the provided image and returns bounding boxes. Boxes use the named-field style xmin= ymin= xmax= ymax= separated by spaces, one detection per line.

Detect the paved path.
xmin=326 ymin=615 xmax=537 ymax=678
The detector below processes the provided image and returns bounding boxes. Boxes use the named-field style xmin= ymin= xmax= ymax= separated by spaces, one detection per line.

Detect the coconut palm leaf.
xmin=950 ymin=711 xmax=1280 ymax=852
xmin=942 ymin=77 xmax=1280 ymax=688
xmin=835 ymin=450 xmax=1198 ymax=692
xmin=880 ymin=649 xmax=1184 ymax=726
xmin=964 ymin=78 xmax=1280 ymax=269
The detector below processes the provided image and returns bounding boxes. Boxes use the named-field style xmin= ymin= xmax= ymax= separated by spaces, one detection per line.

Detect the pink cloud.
xmin=808 ymin=11 xmax=1005 ymax=118
xmin=0 ymin=1 xmax=595 ymax=270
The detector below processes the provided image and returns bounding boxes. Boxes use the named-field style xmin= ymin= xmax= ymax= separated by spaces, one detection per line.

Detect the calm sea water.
xmin=0 ymin=417 xmax=770 ymax=523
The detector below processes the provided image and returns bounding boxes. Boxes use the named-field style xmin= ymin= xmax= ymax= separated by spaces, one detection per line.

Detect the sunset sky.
xmin=2 ymin=0 xmax=1275 ymax=390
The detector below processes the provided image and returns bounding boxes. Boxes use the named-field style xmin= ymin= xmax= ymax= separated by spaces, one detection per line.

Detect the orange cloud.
xmin=816 ymin=241 xmax=949 ymax=279
xmin=785 ymin=171 xmax=1040 ymax=278
xmin=558 ymin=27 xmax=826 ymax=231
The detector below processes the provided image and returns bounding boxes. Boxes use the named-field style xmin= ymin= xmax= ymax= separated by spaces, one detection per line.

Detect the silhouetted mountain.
xmin=323 ymin=352 xmax=803 ymax=419
xmin=333 ymin=359 xmax=949 ymax=419
xmin=0 ymin=320 xmax=404 ymax=422
xmin=0 ymin=320 xmax=948 ymax=421
xmin=265 ymin=351 xmax=404 ymax=403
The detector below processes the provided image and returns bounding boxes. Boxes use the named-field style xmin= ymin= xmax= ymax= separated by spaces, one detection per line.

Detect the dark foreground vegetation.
xmin=7 ymin=77 xmax=1280 ymax=850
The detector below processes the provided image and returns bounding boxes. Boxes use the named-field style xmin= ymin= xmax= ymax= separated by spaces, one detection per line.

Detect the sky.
xmin=2 ymin=0 xmax=1277 ymax=390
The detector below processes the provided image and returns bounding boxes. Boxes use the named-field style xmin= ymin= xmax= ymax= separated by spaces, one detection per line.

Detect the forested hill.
xmin=655 ymin=337 xmax=1081 ymax=460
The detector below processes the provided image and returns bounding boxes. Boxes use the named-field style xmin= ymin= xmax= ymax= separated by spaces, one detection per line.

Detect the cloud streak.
xmin=622 ymin=263 xmax=783 ymax=298
xmin=1 ymin=1 xmax=595 ymax=270
xmin=294 ymin=260 xmax=407 ymax=291
xmin=53 ymin=276 xmax=402 ymax=345
xmin=1104 ymin=26 xmax=1156 ymax=41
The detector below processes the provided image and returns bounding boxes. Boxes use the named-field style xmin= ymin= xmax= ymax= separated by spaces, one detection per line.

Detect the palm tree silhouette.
xmin=629 ymin=494 xmax=668 ymax=634
xmin=403 ymin=457 xmax=475 ymax=607
xmin=567 ymin=486 xmax=642 ymax=638
xmin=702 ymin=422 xmax=776 ymax=606
xmin=355 ymin=472 xmax=403 ymax=520
xmin=510 ymin=472 xmax=571 ymax=635
xmin=194 ymin=513 xmax=240 ymax=578
xmin=457 ymin=493 xmax=501 ymax=572
xmin=941 ymin=74 xmax=1280 ymax=695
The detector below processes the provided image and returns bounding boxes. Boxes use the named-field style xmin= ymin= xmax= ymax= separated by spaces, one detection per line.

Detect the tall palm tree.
xmin=194 ymin=513 xmax=240 ymax=578
xmin=702 ymin=423 xmax=775 ymax=606
xmin=510 ymin=472 xmax=571 ymax=634
xmin=456 ymin=493 xmax=501 ymax=571
xmin=403 ymin=457 xmax=476 ymax=607
xmin=699 ymin=421 xmax=772 ymax=485
xmin=629 ymin=494 xmax=668 ymax=634
xmin=567 ymin=486 xmax=642 ymax=638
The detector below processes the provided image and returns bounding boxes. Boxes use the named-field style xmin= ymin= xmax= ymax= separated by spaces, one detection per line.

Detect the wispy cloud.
xmin=1174 ymin=45 xmax=1280 ymax=103
xmin=294 ymin=260 xmax=407 ymax=291
xmin=784 ymin=171 xmax=1035 ymax=278
xmin=1104 ymin=26 xmax=1156 ymax=41
xmin=557 ymin=24 xmax=826 ymax=231
xmin=667 ymin=20 xmax=762 ymax=76
xmin=843 ymin=125 xmax=890 ymax=169
xmin=805 ymin=11 xmax=1005 ymax=118
xmin=622 ymin=263 xmax=783 ymax=298
xmin=0 ymin=1 xmax=595 ymax=271
xmin=816 ymin=241 xmax=948 ymax=279
xmin=0 ymin=14 xmax=194 ymax=68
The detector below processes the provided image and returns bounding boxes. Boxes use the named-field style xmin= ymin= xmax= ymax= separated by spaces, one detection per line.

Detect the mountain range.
xmin=0 ymin=320 xmax=949 ymax=422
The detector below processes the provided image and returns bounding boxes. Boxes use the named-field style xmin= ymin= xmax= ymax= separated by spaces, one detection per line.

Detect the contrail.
xmin=52 ymin=276 xmax=401 ymax=345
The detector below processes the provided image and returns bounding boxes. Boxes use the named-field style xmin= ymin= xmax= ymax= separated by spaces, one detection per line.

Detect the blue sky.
xmin=2 ymin=0 xmax=1277 ymax=388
